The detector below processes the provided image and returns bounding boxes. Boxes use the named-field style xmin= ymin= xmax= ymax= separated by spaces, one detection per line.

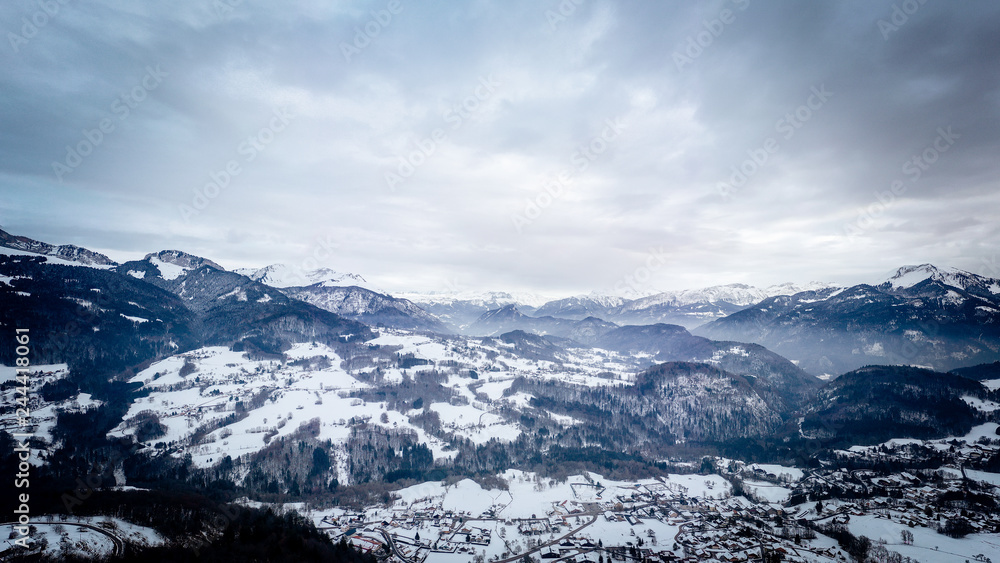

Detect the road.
xmin=0 ymin=520 xmax=125 ymax=557
xmin=379 ymin=529 xmax=415 ymax=563
xmin=494 ymin=514 xmax=598 ymax=563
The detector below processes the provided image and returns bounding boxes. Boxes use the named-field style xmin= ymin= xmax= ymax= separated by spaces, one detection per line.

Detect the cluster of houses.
xmin=309 ymin=429 xmax=1000 ymax=562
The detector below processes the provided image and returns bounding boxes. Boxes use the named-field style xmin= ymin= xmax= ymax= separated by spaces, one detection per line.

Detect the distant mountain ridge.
xmin=236 ymin=263 xmax=374 ymax=291
xmin=283 ymin=283 xmax=448 ymax=332
xmin=696 ymin=265 xmax=1000 ymax=375
xmin=6 ymin=227 xmax=1000 ymax=380
xmin=457 ymin=282 xmax=841 ymax=336
xmin=413 ymin=282 xmax=841 ymax=334
xmin=0 ymin=227 xmax=116 ymax=267
xmin=397 ymin=291 xmax=550 ymax=331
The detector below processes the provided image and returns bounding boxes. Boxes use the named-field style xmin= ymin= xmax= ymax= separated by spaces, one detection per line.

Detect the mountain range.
xmin=695 ymin=264 xmax=1000 ymax=375
xmin=4 ymin=228 xmax=1000 ymax=379
xmin=2 ymin=226 xmax=1000 ymax=556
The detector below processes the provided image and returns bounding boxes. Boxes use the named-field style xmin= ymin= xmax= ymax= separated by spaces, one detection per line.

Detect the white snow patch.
xmin=961 ymin=395 xmax=1000 ymax=412
xmin=148 ymin=256 xmax=186 ymax=280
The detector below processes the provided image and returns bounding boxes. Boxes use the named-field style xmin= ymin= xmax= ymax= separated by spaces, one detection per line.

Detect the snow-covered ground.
xmin=742 ymin=480 xmax=792 ymax=504
xmin=747 ymin=463 xmax=805 ymax=482
xmin=961 ymin=395 xmax=1000 ymax=412
xmin=0 ymin=516 xmax=163 ymax=559
xmin=847 ymin=514 xmax=1000 ymax=563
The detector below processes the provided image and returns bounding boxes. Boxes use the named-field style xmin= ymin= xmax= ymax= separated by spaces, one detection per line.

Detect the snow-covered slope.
xmin=108 ymin=331 xmax=640 ymax=473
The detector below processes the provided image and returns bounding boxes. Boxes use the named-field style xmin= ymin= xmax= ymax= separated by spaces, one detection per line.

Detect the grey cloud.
xmin=1 ymin=0 xmax=998 ymax=295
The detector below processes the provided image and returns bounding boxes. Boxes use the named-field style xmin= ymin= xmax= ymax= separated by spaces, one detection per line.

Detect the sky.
xmin=2 ymin=0 xmax=999 ymax=297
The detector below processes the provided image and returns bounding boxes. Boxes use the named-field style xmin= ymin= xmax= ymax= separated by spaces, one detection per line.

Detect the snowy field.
xmin=847 ymin=514 xmax=1000 ymax=563
xmin=742 ymin=480 xmax=792 ymax=504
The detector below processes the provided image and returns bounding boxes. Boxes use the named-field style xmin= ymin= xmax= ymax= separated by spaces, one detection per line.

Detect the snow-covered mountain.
xmin=7 ymin=225 xmax=1000 ymax=561
xmin=528 ymin=282 xmax=841 ymax=330
xmin=283 ymin=284 xmax=448 ymax=332
xmin=608 ymin=283 xmax=830 ymax=328
xmin=395 ymin=290 xmax=554 ymax=332
xmin=235 ymin=263 xmax=376 ymax=291
xmin=881 ymin=263 xmax=1000 ymax=294
xmin=135 ymin=250 xmax=225 ymax=280
xmin=697 ymin=264 xmax=1000 ymax=375
xmin=531 ymin=293 xmax=629 ymax=320
xmin=233 ymin=264 xmax=444 ymax=332
xmin=400 ymin=289 xmax=553 ymax=309
xmin=615 ymin=282 xmax=837 ymax=310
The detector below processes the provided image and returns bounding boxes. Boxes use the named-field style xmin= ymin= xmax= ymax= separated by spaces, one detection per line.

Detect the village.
xmin=311 ymin=423 xmax=1000 ymax=563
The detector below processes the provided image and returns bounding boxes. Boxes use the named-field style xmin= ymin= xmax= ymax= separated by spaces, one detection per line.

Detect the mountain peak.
xmin=477 ymin=303 xmax=523 ymax=322
xmin=142 ymin=250 xmax=223 ymax=280
xmin=144 ymin=249 xmax=223 ymax=270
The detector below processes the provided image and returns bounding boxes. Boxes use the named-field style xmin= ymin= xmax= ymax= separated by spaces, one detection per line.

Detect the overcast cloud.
xmin=2 ymin=0 xmax=999 ymax=296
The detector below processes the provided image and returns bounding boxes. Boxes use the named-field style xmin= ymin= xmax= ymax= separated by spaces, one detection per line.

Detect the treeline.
xmin=346 ymin=424 xmax=434 ymax=484
xmin=506 ymin=362 xmax=783 ymax=455
xmin=802 ymin=365 xmax=990 ymax=447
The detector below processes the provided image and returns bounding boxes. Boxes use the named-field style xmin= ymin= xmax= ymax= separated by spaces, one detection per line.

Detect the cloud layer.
xmin=2 ymin=0 xmax=999 ymax=295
